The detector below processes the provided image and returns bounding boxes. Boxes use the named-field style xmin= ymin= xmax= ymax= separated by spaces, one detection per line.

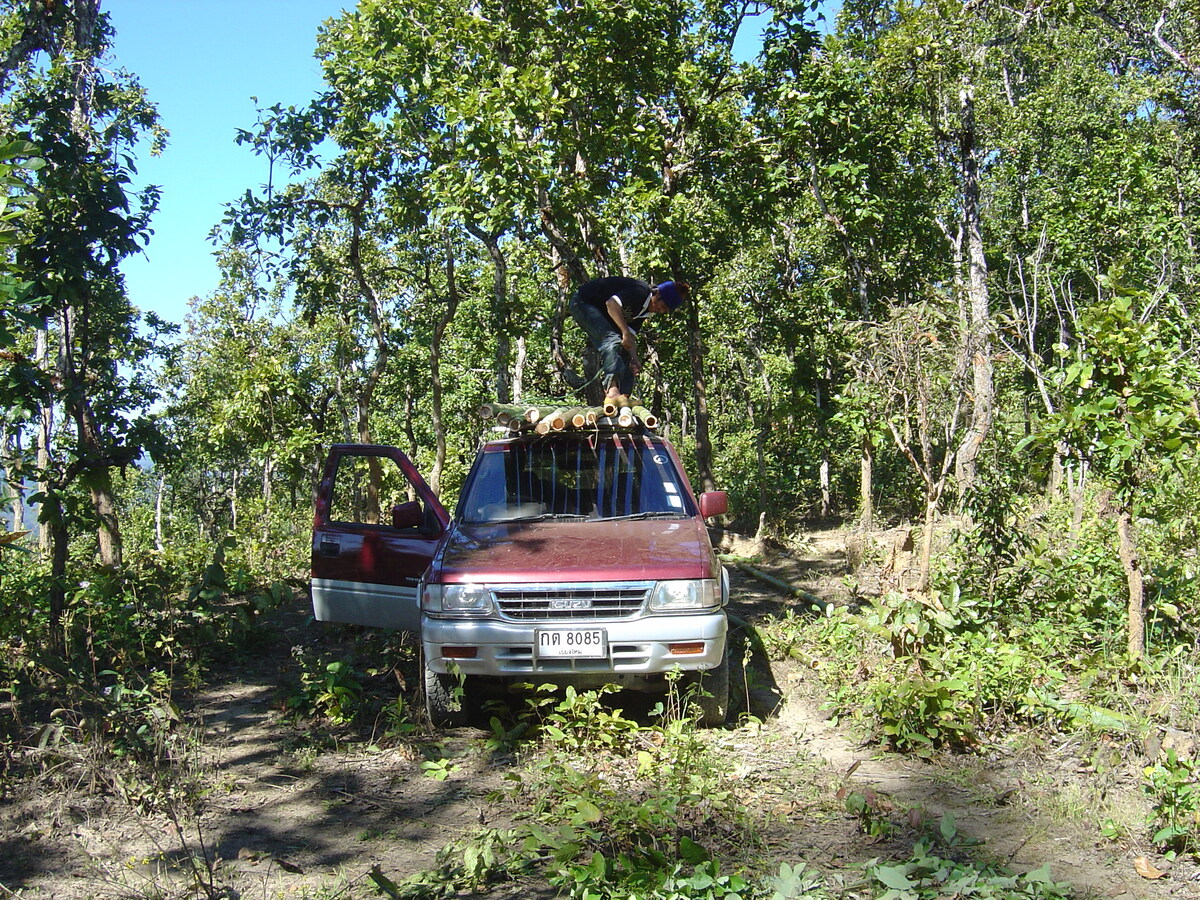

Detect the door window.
xmin=330 ymin=454 xmax=420 ymax=528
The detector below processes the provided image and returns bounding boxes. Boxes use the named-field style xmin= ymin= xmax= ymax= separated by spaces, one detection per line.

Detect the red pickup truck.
xmin=311 ymin=428 xmax=730 ymax=726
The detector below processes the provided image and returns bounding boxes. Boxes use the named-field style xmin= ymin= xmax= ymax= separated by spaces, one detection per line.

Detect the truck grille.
xmin=492 ymin=582 xmax=652 ymax=621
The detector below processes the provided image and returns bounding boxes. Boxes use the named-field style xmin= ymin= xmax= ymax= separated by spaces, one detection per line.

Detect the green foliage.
xmin=1035 ymin=281 xmax=1200 ymax=502
xmin=862 ymin=674 xmax=975 ymax=757
xmin=286 ymin=650 xmax=364 ymax=725
xmin=1145 ymin=750 xmax=1200 ymax=855
xmin=869 ymin=840 xmax=1070 ymax=899
xmin=520 ymin=684 xmax=643 ymax=752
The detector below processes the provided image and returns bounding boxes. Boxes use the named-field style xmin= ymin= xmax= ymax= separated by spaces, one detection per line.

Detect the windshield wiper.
xmin=497 ymin=512 xmax=591 ymax=522
xmin=602 ymin=510 xmax=685 ymax=521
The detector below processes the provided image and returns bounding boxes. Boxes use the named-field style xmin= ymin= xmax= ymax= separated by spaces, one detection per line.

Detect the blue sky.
xmin=106 ymin=1 xmax=772 ymax=327
xmin=106 ymin=0 xmax=347 ymax=326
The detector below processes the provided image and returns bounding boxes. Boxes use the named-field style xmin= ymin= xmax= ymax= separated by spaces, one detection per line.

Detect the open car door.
xmin=312 ymin=444 xmax=450 ymax=631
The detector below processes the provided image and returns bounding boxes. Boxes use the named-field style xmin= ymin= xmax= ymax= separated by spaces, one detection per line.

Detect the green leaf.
xmin=679 ymin=836 xmax=709 ymax=864
xmin=571 ymin=799 xmax=602 ymax=824
xmin=874 ymin=863 xmax=914 ymax=890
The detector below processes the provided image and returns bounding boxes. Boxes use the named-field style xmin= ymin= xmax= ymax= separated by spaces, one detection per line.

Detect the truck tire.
xmin=424 ymin=664 xmax=469 ymax=728
xmin=690 ymin=655 xmax=729 ymax=727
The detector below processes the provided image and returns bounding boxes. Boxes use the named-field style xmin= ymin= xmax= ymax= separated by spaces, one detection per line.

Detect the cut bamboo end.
xmin=617 ymin=406 xmax=634 ymax=427
xmin=631 ymin=405 xmax=658 ymax=429
xmin=525 ymin=407 xmax=543 ymax=423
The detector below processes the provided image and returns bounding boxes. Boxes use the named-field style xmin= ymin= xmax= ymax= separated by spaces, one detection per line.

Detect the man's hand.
xmin=621 ymin=330 xmax=641 ymax=374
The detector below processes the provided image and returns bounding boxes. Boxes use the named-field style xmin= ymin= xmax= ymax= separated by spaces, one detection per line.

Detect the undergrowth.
xmin=364 ymin=684 xmax=1074 ymax=900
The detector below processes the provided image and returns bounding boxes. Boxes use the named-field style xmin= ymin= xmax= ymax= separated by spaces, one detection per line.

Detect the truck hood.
xmin=433 ymin=518 xmax=716 ymax=584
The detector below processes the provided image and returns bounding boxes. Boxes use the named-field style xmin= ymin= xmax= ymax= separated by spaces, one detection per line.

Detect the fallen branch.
xmin=721 ymin=555 xmax=825 ymax=606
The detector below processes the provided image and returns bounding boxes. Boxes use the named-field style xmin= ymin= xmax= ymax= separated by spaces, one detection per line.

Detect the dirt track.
xmin=3 ymin=529 xmax=1198 ymax=899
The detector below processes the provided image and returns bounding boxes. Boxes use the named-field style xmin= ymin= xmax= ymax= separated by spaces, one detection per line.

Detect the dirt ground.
xmin=3 ymin=527 xmax=1200 ymax=899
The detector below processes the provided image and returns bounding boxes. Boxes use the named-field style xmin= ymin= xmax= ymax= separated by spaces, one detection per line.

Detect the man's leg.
xmin=596 ymin=332 xmax=634 ymax=397
xmin=571 ymin=296 xmax=633 ymax=397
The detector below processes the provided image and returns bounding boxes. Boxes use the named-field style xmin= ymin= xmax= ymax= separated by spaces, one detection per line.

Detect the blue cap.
xmin=656 ymin=281 xmax=683 ymax=310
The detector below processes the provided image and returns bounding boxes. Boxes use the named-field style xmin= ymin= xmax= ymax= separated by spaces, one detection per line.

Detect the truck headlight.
xmin=422 ymin=583 xmax=493 ymax=616
xmin=649 ymin=579 xmax=718 ymax=611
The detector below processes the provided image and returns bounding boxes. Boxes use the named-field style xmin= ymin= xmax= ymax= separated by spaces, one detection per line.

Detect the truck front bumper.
xmin=422 ymin=612 xmax=727 ymax=685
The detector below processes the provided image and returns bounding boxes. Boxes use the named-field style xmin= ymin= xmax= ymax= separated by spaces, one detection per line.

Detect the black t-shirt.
xmin=576 ymin=277 xmax=654 ymax=332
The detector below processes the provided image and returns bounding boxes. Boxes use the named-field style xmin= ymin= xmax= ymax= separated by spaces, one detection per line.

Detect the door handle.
xmin=319 ymin=538 xmax=341 ymax=557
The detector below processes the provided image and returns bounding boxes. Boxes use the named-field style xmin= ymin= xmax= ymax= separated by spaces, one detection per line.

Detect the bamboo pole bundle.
xmin=535 ymin=408 xmax=569 ymax=434
xmin=480 ymin=399 xmax=658 ymax=433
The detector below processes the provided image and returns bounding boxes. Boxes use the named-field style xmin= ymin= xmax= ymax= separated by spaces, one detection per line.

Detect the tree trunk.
xmin=230 ymin=468 xmax=239 ymax=533
xmin=429 ymin=235 xmax=462 ymax=496
xmin=815 ymin=373 xmax=831 ymax=519
xmin=48 ymin=499 xmax=69 ymax=654
xmin=918 ymin=487 xmax=939 ymax=594
xmin=86 ymin=468 xmax=122 ymax=566
xmin=36 ymin=326 xmax=53 ymax=556
xmin=954 ymin=79 xmax=995 ymax=493
xmin=859 ymin=434 xmax=874 ymax=528
xmin=262 ymin=454 xmax=273 ymax=517
xmin=466 ymin=225 xmax=512 ymax=402
xmin=512 ymin=336 xmax=527 ymax=403
xmin=1116 ymin=504 xmax=1145 ymax=660
xmin=685 ymin=295 xmax=715 ymax=493
xmin=155 ymin=472 xmax=165 ymax=552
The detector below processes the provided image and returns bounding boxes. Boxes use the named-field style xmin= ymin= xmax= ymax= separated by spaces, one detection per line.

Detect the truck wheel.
xmin=424 ymin=664 xmax=469 ymax=728
xmin=690 ymin=656 xmax=729 ymax=727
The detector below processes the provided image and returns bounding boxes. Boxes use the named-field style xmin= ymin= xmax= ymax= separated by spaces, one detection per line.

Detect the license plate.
xmin=536 ymin=628 xmax=607 ymax=659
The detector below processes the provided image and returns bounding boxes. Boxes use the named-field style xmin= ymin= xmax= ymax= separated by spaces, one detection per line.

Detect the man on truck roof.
xmin=569 ymin=276 xmax=689 ymax=402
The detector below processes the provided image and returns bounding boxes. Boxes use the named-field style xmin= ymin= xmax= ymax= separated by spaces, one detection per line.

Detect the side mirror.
xmin=698 ymin=491 xmax=727 ymax=519
xmin=391 ymin=500 xmax=424 ymax=529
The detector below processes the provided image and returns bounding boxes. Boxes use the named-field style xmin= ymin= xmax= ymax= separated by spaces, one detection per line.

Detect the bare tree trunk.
xmin=954 ymin=80 xmax=995 ymax=493
xmin=859 ymin=434 xmax=874 ymax=528
xmin=86 ymin=467 xmax=122 ymax=566
xmin=685 ymin=294 xmax=715 ymax=493
xmin=815 ymin=374 xmax=831 ymax=519
xmin=230 ymin=468 xmax=239 ymax=533
xmin=919 ymin=489 xmax=939 ymax=594
xmin=36 ymin=327 xmax=53 ymax=556
xmin=48 ymin=504 xmax=69 ymax=654
xmin=155 ymin=471 xmax=165 ymax=552
xmin=1116 ymin=505 xmax=1145 ymax=660
xmin=403 ymin=382 xmax=417 ymax=461
xmin=262 ymin=454 xmax=273 ymax=517
xmin=466 ymin=225 xmax=512 ymax=402
xmin=429 ymin=234 xmax=462 ymax=496
xmin=512 ymin=336 xmax=527 ymax=403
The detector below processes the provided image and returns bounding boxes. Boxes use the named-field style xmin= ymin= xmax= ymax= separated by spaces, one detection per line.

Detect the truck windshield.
xmin=459 ymin=434 xmax=695 ymax=524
